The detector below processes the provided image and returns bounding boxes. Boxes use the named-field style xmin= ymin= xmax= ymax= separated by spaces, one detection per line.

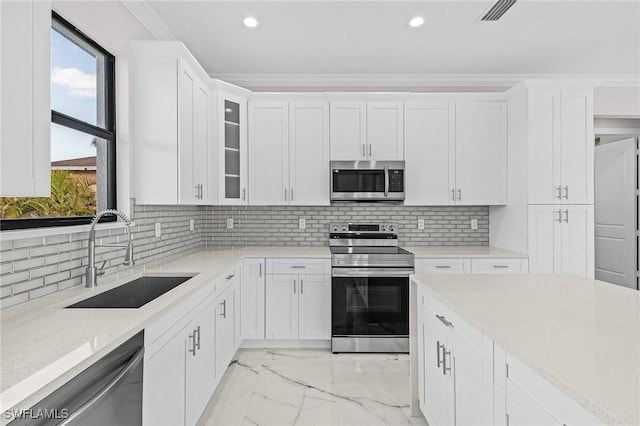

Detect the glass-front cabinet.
xmin=217 ymin=90 xmax=248 ymax=204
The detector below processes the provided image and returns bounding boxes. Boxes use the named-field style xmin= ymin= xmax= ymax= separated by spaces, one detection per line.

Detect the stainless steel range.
xmin=330 ymin=223 xmax=414 ymax=353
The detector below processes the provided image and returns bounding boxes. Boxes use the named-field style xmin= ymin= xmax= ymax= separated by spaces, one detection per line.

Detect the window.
xmin=0 ymin=12 xmax=116 ymax=230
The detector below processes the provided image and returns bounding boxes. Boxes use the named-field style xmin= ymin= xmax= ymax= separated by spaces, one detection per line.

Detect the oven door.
xmin=331 ymin=272 xmax=409 ymax=338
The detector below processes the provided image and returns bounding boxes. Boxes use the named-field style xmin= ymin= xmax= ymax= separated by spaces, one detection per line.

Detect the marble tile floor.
xmin=197 ymin=349 xmax=428 ymax=426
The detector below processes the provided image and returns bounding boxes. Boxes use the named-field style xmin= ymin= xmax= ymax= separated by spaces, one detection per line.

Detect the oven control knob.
xmin=331 ymin=225 xmax=339 ymax=232
xmin=388 ymin=225 xmax=395 ymax=232
xmin=341 ymin=225 xmax=347 ymax=232
xmin=380 ymin=225 xmax=386 ymax=231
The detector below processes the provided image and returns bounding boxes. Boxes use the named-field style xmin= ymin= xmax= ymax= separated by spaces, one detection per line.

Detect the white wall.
xmin=594 ymin=87 xmax=640 ymax=118
xmin=52 ymin=1 xmax=155 ymax=216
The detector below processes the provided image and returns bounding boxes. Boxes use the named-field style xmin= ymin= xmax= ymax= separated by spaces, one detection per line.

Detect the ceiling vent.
xmin=481 ymin=0 xmax=517 ymax=21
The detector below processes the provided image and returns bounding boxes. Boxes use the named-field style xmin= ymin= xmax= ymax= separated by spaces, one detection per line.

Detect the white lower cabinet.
xmin=415 ymin=258 xmax=471 ymax=274
xmin=470 ymin=258 xmax=529 ymax=274
xmin=415 ymin=258 xmax=528 ymax=275
xmin=242 ymin=258 xmax=265 ymax=340
xmin=215 ymin=275 xmax=240 ymax=379
xmin=417 ymin=287 xmax=493 ymax=426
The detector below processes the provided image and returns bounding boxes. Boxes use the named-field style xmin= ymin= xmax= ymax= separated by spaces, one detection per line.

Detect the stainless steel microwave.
xmin=330 ymin=161 xmax=405 ymax=201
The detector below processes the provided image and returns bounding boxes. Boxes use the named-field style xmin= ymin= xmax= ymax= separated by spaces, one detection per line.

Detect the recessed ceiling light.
xmin=409 ymin=16 xmax=425 ymax=28
xmin=243 ymin=17 xmax=258 ymax=28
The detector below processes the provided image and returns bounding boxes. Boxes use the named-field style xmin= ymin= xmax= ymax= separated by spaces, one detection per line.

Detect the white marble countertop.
xmin=411 ymin=274 xmax=640 ymax=425
xmin=0 ymin=244 xmax=521 ymax=419
xmin=406 ymin=245 xmax=527 ymax=258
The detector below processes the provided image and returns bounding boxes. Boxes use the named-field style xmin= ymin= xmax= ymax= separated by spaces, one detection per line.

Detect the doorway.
xmin=594 ymin=136 xmax=639 ymax=290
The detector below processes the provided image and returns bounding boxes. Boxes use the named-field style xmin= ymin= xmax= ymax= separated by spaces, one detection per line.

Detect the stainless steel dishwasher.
xmin=9 ymin=331 xmax=144 ymax=426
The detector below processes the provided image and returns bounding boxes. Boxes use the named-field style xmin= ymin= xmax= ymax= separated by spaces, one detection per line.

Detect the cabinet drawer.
xmin=423 ymin=293 xmax=483 ymax=351
xmin=216 ymin=264 xmax=240 ymax=293
xmin=266 ymin=258 xmax=329 ymax=275
xmin=471 ymin=258 xmax=528 ymax=274
xmin=416 ymin=258 xmax=471 ymax=274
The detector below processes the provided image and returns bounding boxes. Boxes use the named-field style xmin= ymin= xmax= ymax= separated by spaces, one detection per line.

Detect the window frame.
xmin=0 ymin=11 xmax=117 ymax=231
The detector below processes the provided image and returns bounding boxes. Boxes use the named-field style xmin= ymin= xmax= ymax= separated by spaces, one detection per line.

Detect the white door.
xmin=143 ymin=327 xmax=187 ymax=426
xmin=214 ymin=287 xmax=235 ymax=379
xmin=298 ymin=274 xmax=331 ymax=339
xmin=404 ymin=101 xmax=455 ymax=205
xmin=242 ymin=259 xmax=265 ymax=339
xmin=178 ymin=61 xmax=195 ymax=204
xmin=265 ymin=274 xmax=298 ymax=339
xmin=330 ymin=101 xmax=367 ymax=160
xmin=560 ymin=91 xmax=594 ymax=204
xmin=452 ymin=335 xmax=493 ymax=425
xmin=595 ymin=138 xmax=638 ymax=289
xmin=289 ymin=101 xmax=330 ymax=205
xmin=455 ymin=102 xmax=507 ymax=205
xmin=185 ymin=300 xmax=216 ymax=426
xmin=528 ymin=205 xmax=562 ymax=274
xmin=366 ymin=102 xmax=404 ymax=160
xmin=218 ymin=91 xmax=248 ymax=205
xmin=528 ymin=91 xmax=562 ymax=204
xmin=560 ymin=205 xmax=594 ymax=278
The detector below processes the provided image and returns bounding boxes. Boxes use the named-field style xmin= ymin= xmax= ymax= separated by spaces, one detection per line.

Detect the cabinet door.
xmin=193 ymin=81 xmax=210 ymax=203
xmin=178 ymin=61 xmax=196 ymax=204
xmin=248 ymin=101 xmax=289 ymax=205
xmin=421 ymin=303 xmax=453 ymax=426
xmin=214 ymin=287 xmax=235 ymax=379
xmin=453 ymin=334 xmax=493 ymax=425
xmin=560 ymin=91 xmax=594 ymax=204
xmin=506 ymin=382 xmax=562 ymax=425
xmin=528 ymin=91 xmax=562 ymax=204
xmin=219 ymin=91 xmax=248 ymax=204
xmin=298 ymin=274 xmax=330 ymax=339
xmin=455 ymin=102 xmax=507 ymax=205
xmin=560 ymin=205 xmax=594 ymax=278
xmin=0 ymin=0 xmax=51 ymax=197
xmin=185 ymin=300 xmax=216 ymax=426
xmin=404 ymin=101 xmax=455 ymax=205
xmin=330 ymin=101 xmax=367 ymax=160
xmin=289 ymin=101 xmax=330 ymax=205
xmin=415 ymin=258 xmax=470 ymax=275
xmin=143 ymin=327 xmax=187 ymax=426
xmin=527 ymin=205 xmax=562 ymax=274
xmin=242 ymin=259 xmax=265 ymax=340
xmin=265 ymin=274 xmax=298 ymax=339
xmin=366 ymin=102 xmax=404 ymax=160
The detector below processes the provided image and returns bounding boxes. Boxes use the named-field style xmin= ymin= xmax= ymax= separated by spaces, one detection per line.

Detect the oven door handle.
xmin=332 ymin=268 xmax=414 ymax=277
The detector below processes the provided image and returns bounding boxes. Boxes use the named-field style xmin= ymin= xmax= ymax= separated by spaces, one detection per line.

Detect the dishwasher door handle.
xmin=58 ymin=346 xmax=145 ymax=426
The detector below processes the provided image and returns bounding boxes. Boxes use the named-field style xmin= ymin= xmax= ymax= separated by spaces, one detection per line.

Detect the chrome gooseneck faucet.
xmin=86 ymin=209 xmax=135 ymax=288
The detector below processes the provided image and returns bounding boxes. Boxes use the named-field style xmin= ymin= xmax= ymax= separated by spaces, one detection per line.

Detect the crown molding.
xmin=121 ymin=0 xmax=176 ymax=41
xmin=209 ymin=73 xmax=640 ymax=90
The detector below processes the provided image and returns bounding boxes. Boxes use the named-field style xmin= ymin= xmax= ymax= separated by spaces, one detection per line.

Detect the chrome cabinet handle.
xmin=362 ymin=144 xmax=365 ymax=157
xmin=457 ymin=188 xmax=462 ymax=201
xmin=563 ymin=186 xmax=569 ymax=200
xmin=493 ymin=265 xmax=509 ymax=269
xmin=221 ymin=300 xmax=227 ymax=318
xmin=436 ymin=265 xmax=452 ymax=269
xmin=564 ymin=209 xmax=569 ymax=223
xmin=443 ymin=347 xmax=452 ymax=375
xmin=300 ymin=279 xmax=304 ymax=294
xmin=195 ymin=325 xmax=201 ymax=350
xmin=368 ymin=144 xmax=372 ymax=157
xmin=451 ymin=189 xmax=455 ymax=201
xmin=259 ymin=262 xmax=262 ymax=277
xmin=242 ymin=188 xmax=246 ymax=200
xmin=436 ymin=314 xmax=454 ymax=328
xmin=225 ymin=273 xmax=235 ymax=281
xmin=284 ymin=188 xmax=287 ymax=201
xmin=58 ymin=347 xmax=145 ymax=426
xmin=291 ymin=265 xmax=306 ymax=269
xmin=556 ymin=210 xmax=562 ymax=223
xmin=293 ymin=279 xmax=296 ymax=294
xmin=291 ymin=188 xmax=294 ymax=202
xmin=188 ymin=330 xmax=197 ymax=355
xmin=556 ymin=186 xmax=562 ymax=200
xmin=436 ymin=341 xmax=444 ymax=369
xmin=195 ymin=184 xmax=199 ymax=199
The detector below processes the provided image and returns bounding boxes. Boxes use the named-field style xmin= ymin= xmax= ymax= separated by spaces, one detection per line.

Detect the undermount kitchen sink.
xmin=66 ymin=276 xmax=194 ymax=309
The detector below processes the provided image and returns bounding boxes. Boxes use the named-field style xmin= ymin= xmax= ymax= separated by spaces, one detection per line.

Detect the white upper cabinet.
xmin=455 ymin=101 xmax=508 ymax=205
xmin=248 ymin=97 xmax=330 ymax=206
xmin=0 ymin=0 xmax=51 ymax=197
xmin=404 ymin=101 xmax=455 ymax=205
xmin=132 ymin=42 xmax=212 ymax=205
xmin=528 ymin=89 xmax=594 ymax=205
xmin=217 ymin=89 xmax=249 ymax=205
xmin=330 ymin=100 xmax=404 ymax=161
xmin=329 ymin=101 xmax=367 ymax=160
xmin=366 ymin=102 xmax=404 ymax=160
xmin=404 ymin=99 xmax=507 ymax=206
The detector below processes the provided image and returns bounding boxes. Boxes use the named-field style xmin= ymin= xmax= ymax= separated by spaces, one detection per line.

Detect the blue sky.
xmin=51 ymin=28 xmax=100 ymax=162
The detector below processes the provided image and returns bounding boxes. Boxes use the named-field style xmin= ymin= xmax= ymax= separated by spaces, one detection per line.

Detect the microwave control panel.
xmin=388 ymin=170 xmax=404 ymax=192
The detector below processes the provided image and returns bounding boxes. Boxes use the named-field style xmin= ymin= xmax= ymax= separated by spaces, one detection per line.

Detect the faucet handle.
xmin=97 ymin=260 xmax=107 ymax=276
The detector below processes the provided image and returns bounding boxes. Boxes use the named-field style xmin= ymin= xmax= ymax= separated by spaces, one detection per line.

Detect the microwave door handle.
xmin=384 ymin=164 xmax=389 ymax=197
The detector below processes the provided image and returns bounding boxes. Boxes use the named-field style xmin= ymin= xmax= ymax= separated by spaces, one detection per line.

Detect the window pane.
xmin=51 ymin=21 xmax=106 ymax=127
xmin=0 ymin=124 xmax=103 ymax=220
